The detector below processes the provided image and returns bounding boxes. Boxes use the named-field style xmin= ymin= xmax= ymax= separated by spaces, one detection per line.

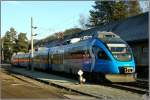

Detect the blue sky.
xmin=1 ymin=1 xmax=94 ymax=40
xmin=1 ymin=1 xmax=148 ymax=40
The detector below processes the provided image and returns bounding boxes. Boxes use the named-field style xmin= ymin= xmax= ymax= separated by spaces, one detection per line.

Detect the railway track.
xmin=111 ymin=83 xmax=148 ymax=94
xmin=117 ymin=80 xmax=149 ymax=89
xmin=99 ymin=80 xmax=149 ymax=95
xmin=136 ymin=79 xmax=149 ymax=88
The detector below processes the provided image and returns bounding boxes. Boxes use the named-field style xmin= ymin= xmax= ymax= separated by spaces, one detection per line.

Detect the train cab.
xmin=92 ymin=31 xmax=136 ymax=82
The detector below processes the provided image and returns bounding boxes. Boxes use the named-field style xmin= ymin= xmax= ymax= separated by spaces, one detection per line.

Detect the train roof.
xmin=94 ymin=31 xmax=126 ymax=44
xmin=48 ymin=38 xmax=94 ymax=54
xmin=45 ymin=32 xmax=126 ymax=49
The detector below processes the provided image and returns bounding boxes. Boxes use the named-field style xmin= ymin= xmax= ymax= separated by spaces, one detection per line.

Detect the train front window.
xmin=92 ymin=46 xmax=110 ymax=60
xmin=107 ymin=44 xmax=132 ymax=61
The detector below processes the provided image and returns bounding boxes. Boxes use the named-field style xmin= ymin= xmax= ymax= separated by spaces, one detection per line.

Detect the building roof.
xmin=111 ymin=12 xmax=148 ymax=42
xmin=75 ymin=12 xmax=149 ymax=42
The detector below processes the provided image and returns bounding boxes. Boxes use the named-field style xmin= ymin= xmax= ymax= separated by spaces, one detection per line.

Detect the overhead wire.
xmin=34 ymin=15 xmax=79 ymax=39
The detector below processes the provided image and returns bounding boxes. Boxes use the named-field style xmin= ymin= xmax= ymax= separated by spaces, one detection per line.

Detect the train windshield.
xmin=107 ymin=44 xmax=132 ymax=61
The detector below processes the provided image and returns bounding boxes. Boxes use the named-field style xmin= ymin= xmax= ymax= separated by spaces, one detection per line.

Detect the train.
xmin=11 ymin=31 xmax=136 ymax=82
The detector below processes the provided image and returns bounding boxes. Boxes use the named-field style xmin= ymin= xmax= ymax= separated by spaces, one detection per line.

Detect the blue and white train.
xmin=11 ymin=31 xmax=136 ymax=82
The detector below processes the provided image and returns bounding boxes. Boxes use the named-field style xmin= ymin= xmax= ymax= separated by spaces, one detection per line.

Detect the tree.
xmin=3 ymin=28 xmax=18 ymax=62
xmin=9 ymin=27 xmax=17 ymax=42
xmin=3 ymin=28 xmax=30 ymax=62
xmin=87 ymin=1 xmax=141 ymax=27
xmin=78 ymin=14 xmax=88 ymax=30
xmin=111 ymin=1 xmax=128 ymax=21
xmin=34 ymin=28 xmax=82 ymax=47
xmin=43 ymin=34 xmax=57 ymax=43
xmin=17 ymin=33 xmax=28 ymax=53
xmin=63 ymin=28 xmax=82 ymax=36
xmin=127 ymin=0 xmax=141 ymax=16
xmin=3 ymin=31 xmax=13 ymax=62
xmin=55 ymin=32 xmax=64 ymax=39
xmin=0 ymin=38 xmax=4 ymax=63
xmin=88 ymin=1 xmax=116 ymax=27
xmin=9 ymin=27 xmax=18 ymax=53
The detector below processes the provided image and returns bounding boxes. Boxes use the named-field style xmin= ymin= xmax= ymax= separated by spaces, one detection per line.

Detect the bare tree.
xmin=78 ymin=14 xmax=87 ymax=30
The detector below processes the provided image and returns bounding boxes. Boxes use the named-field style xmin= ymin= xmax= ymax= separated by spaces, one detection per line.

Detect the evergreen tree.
xmin=3 ymin=27 xmax=18 ymax=62
xmin=17 ymin=33 xmax=28 ymax=53
xmin=127 ymin=0 xmax=141 ymax=16
xmin=79 ymin=14 xmax=88 ymax=30
xmin=9 ymin=27 xmax=17 ymax=42
xmin=88 ymin=1 xmax=141 ymax=27
xmin=3 ymin=31 xmax=13 ymax=62
xmin=3 ymin=28 xmax=30 ymax=62
xmin=9 ymin=27 xmax=18 ymax=53
xmin=34 ymin=28 xmax=82 ymax=47
xmin=63 ymin=28 xmax=82 ymax=36
xmin=112 ymin=1 xmax=128 ymax=21
xmin=88 ymin=1 xmax=116 ymax=27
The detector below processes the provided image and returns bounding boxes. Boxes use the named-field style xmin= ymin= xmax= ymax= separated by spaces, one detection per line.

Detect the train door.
xmin=92 ymin=45 xmax=111 ymax=73
xmin=59 ymin=53 xmax=64 ymax=71
xmin=82 ymin=49 xmax=92 ymax=72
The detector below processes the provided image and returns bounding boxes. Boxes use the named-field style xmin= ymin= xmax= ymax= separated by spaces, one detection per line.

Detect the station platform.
xmin=8 ymin=66 xmax=146 ymax=100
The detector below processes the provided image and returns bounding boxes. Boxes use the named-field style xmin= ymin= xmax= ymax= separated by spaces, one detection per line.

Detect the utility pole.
xmin=30 ymin=17 xmax=37 ymax=70
xmin=31 ymin=17 xmax=34 ymax=58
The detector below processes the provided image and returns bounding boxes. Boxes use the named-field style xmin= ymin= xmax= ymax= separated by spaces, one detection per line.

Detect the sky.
xmin=1 ymin=1 xmax=94 ymax=40
xmin=1 ymin=1 xmax=149 ymax=40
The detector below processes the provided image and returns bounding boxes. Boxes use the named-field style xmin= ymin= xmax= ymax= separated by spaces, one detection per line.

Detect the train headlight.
xmin=114 ymin=55 xmax=117 ymax=58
